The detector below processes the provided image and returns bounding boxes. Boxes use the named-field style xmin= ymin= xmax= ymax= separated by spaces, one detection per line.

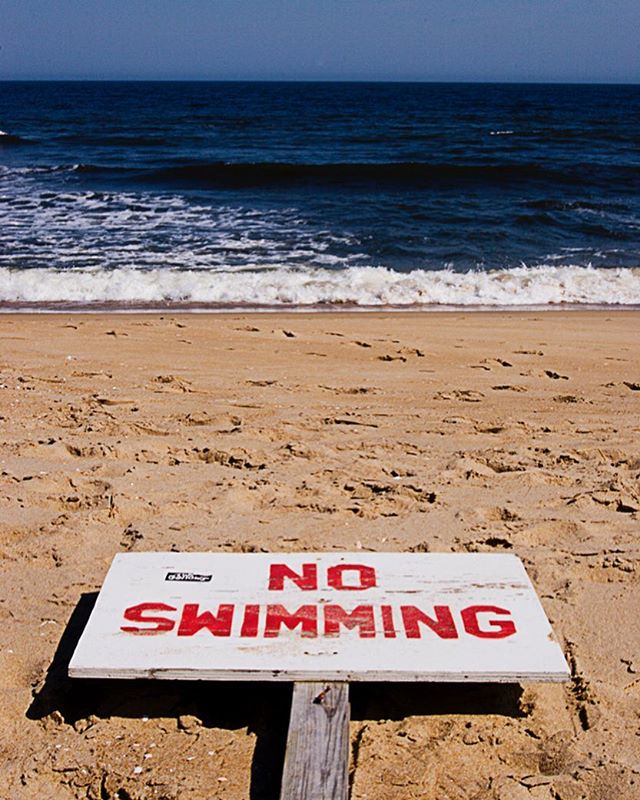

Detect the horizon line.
xmin=1 ymin=77 xmax=639 ymax=86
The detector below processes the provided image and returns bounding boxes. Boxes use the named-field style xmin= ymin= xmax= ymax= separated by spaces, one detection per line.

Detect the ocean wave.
xmin=0 ymin=130 xmax=31 ymax=145
xmin=0 ymin=190 xmax=362 ymax=272
xmin=139 ymin=161 xmax=594 ymax=189
xmin=58 ymin=134 xmax=168 ymax=147
xmin=1 ymin=265 xmax=638 ymax=308
xmin=0 ymin=163 xmax=100 ymax=178
xmin=3 ymin=159 xmax=637 ymax=192
xmin=524 ymin=199 xmax=628 ymax=213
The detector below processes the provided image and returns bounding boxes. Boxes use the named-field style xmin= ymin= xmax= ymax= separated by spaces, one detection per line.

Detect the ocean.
xmin=1 ymin=81 xmax=639 ymax=309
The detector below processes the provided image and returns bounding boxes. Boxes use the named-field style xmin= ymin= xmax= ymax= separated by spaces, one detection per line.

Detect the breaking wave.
xmin=1 ymin=265 xmax=638 ymax=309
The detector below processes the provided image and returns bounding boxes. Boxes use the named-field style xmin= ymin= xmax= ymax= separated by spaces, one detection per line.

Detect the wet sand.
xmin=1 ymin=311 xmax=639 ymax=799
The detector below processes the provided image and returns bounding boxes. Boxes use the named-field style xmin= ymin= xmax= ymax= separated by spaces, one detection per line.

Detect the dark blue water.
xmin=1 ymin=81 xmax=639 ymax=307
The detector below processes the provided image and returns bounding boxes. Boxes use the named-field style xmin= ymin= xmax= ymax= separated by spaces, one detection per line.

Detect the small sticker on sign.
xmin=165 ymin=572 xmax=212 ymax=583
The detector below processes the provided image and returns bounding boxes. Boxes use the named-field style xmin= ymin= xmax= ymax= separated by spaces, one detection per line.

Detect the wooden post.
xmin=280 ymin=681 xmax=350 ymax=800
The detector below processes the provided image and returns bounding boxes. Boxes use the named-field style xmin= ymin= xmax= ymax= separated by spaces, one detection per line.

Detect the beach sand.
xmin=1 ymin=311 xmax=639 ymax=799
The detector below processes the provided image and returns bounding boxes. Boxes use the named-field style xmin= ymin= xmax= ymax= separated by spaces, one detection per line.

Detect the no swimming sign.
xmin=69 ymin=552 xmax=569 ymax=682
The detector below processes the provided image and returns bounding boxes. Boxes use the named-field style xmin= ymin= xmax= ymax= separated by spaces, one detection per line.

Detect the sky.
xmin=1 ymin=0 xmax=638 ymax=83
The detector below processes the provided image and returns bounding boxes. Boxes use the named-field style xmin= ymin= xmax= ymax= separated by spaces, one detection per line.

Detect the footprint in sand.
xmin=323 ymin=416 xmax=379 ymax=428
xmin=398 ymin=347 xmax=425 ymax=357
xmin=378 ymin=354 xmax=407 ymax=363
xmin=435 ymin=389 xmax=485 ymax=402
xmin=150 ymin=375 xmax=194 ymax=393
xmin=180 ymin=411 xmax=242 ymax=431
xmin=93 ymin=396 xmax=137 ymax=406
xmin=319 ymin=385 xmax=378 ymax=395
xmin=475 ymin=506 xmax=521 ymax=523
xmin=474 ymin=423 xmax=506 ymax=434
xmin=492 ymin=385 xmax=527 ymax=392
xmin=481 ymin=357 xmax=513 ymax=367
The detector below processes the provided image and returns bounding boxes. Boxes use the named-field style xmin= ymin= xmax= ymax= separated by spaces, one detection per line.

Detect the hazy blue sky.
xmin=1 ymin=0 xmax=638 ymax=83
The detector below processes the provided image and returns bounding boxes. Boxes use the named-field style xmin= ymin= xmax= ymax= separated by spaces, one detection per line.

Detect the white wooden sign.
xmin=69 ymin=552 xmax=569 ymax=682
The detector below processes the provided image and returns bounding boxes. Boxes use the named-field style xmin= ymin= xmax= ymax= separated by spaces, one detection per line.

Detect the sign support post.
xmin=280 ymin=681 xmax=349 ymax=800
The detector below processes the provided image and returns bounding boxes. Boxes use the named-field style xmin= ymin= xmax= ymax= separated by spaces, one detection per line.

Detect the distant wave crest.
xmin=1 ymin=265 xmax=639 ymax=309
xmin=140 ymin=161 xmax=596 ymax=189
xmin=5 ymin=159 xmax=638 ymax=191
xmin=0 ymin=130 xmax=31 ymax=145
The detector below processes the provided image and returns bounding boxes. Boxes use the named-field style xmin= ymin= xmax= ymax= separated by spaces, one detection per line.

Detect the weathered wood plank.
xmin=280 ymin=681 xmax=350 ymax=800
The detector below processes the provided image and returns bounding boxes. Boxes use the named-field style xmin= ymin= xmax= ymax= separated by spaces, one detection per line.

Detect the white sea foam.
xmin=1 ymin=265 xmax=639 ymax=308
xmin=0 ymin=183 xmax=364 ymax=273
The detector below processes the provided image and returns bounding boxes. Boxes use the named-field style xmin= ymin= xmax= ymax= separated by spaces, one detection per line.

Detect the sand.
xmin=1 ymin=310 xmax=639 ymax=800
